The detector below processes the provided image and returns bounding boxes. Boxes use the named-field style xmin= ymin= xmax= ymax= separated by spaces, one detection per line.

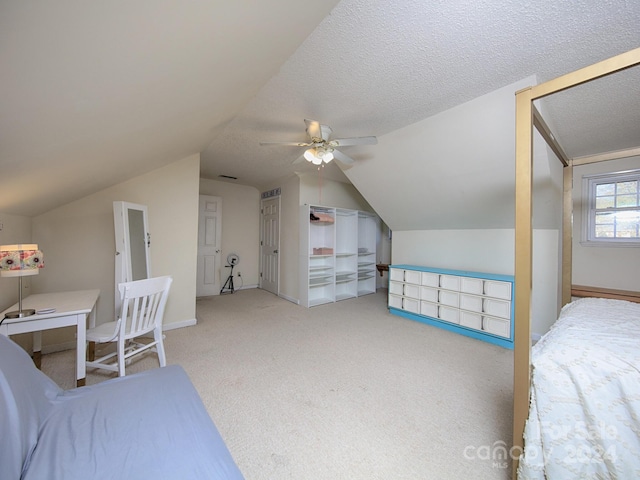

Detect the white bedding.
xmin=518 ymin=298 xmax=640 ymax=479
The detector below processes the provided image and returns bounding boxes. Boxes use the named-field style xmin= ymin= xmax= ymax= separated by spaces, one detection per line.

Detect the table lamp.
xmin=0 ymin=244 xmax=44 ymax=318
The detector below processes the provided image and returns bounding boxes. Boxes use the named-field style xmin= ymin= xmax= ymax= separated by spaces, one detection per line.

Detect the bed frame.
xmin=571 ymin=285 xmax=640 ymax=304
xmin=513 ymin=47 xmax=640 ymax=477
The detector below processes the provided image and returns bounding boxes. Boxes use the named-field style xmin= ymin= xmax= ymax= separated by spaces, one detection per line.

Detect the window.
xmin=583 ymin=169 xmax=640 ymax=246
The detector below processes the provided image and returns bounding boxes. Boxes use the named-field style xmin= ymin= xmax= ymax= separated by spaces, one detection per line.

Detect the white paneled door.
xmin=260 ymin=197 xmax=280 ymax=295
xmin=196 ymin=195 xmax=222 ymax=297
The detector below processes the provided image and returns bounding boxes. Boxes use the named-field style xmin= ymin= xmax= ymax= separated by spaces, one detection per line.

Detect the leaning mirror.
xmin=113 ymin=201 xmax=151 ymax=311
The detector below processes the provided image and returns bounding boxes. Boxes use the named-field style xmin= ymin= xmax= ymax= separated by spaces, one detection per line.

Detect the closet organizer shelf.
xmin=387 ymin=264 xmax=514 ymax=349
xmin=300 ymin=205 xmax=378 ymax=308
xmin=336 ymin=271 xmax=356 ymax=277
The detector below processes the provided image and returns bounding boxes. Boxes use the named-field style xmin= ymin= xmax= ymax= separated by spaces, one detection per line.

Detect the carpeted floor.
xmin=42 ymin=288 xmax=514 ymax=479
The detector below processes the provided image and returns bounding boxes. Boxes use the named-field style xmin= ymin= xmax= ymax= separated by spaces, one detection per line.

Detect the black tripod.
xmin=220 ymin=263 xmax=235 ymax=294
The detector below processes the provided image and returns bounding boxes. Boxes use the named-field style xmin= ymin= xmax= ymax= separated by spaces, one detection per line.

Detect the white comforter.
xmin=518 ymin=298 xmax=640 ymax=479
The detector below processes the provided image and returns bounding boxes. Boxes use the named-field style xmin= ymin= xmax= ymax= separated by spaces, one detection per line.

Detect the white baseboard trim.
xmin=163 ymin=318 xmax=197 ymax=330
xmin=531 ymin=332 xmax=542 ymax=345
xmin=40 ymin=319 xmax=197 ymax=354
xmin=217 ymin=284 xmax=257 ymax=294
xmin=279 ymin=293 xmax=299 ymax=305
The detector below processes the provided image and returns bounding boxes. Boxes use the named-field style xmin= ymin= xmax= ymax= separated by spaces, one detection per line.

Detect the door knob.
xmin=273 ymin=249 xmax=278 ymax=254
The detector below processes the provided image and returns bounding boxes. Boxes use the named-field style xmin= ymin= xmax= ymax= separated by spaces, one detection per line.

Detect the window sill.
xmin=579 ymin=240 xmax=639 ymax=248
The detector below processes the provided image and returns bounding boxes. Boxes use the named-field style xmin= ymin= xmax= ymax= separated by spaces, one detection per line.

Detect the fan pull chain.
xmin=318 ymin=165 xmax=322 ymax=204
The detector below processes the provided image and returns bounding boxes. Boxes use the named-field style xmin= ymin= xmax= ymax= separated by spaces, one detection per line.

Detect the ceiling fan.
xmin=260 ymin=119 xmax=377 ymax=166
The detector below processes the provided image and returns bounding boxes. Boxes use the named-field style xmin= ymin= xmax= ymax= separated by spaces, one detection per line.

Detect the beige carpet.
xmin=42 ymin=288 xmax=513 ymax=479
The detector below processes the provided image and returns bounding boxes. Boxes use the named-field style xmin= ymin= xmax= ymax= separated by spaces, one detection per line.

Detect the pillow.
xmin=0 ymin=334 xmax=62 ymax=479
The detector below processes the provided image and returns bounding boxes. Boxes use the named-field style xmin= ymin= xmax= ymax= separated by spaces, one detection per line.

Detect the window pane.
xmin=595 ymin=224 xmax=614 ymax=238
xmin=596 ymin=195 xmax=615 ymax=209
xmin=617 ymin=194 xmax=639 ymax=208
xmin=595 ymin=212 xmax=614 ymax=225
xmin=616 ymin=209 xmax=640 ymax=238
xmin=596 ymin=183 xmax=615 ymax=196
xmin=587 ymin=171 xmax=640 ymax=243
xmin=617 ymin=181 xmax=637 ymax=195
xmin=616 ymin=224 xmax=638 ymax=238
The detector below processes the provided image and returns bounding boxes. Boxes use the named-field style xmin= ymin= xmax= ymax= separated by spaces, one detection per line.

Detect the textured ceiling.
xmin=201 ymin=0 xmax=640 ymax=188
xmin=1 ymin=0 xmax=639 ymax=217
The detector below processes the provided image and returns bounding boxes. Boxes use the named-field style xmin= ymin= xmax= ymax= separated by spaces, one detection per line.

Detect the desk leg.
xmin=87 ymin=304 xmax=96 ymax=361
xmin=76 ymin=313 xmax=87 ymax=388
xmin=33 ymin=331 xmax=42 ymax=369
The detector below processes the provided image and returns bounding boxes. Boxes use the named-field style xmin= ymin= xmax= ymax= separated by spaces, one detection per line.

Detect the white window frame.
xmin=581 ymin=169 xmax=640 ymax=247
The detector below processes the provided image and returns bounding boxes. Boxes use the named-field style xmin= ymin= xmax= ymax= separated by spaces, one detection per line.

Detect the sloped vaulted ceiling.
xmin=1 ymin=0 xmax=639 ymax=223
xmin=0 ymin=0 xmax=340 ymax=216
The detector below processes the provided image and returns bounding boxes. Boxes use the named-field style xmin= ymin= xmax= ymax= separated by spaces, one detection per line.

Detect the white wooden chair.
xmin=86 ymin=276 xmax=172 ymax=377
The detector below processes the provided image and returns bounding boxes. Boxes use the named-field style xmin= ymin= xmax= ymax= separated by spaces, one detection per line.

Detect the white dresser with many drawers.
xmin=388 ymin=265 xmax=514 ymax=349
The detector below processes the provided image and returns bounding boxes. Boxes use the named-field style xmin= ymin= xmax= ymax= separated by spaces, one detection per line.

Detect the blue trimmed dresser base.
xmin=389 ymin=307 xmax=514 ymax=350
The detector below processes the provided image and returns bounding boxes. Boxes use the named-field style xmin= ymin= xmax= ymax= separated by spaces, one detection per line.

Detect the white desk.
xmin=0 ymin=289 xmax=100 ymax=387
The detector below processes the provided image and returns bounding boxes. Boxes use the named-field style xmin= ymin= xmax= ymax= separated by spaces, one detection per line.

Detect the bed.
xmin=518 ymin=298 xmax=640 ymax=478
xmin=512 ymin=47 xmax=640 ymax=477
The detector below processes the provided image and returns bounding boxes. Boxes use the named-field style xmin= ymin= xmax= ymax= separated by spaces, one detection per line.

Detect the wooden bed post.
xmin=513 ymin=86 xmax=533 ymax=476
xmin=512 ymin=47 xmax=640 ymax=479
xmin=562 ymin=164 xmax=573 ymax=306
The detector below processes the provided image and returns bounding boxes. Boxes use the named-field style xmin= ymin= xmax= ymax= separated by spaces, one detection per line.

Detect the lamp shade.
xmin=0 ymin=244 xmax=44 ymax=277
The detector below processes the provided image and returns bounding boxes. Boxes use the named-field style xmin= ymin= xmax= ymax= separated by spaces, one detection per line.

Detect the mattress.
xmin=518 ymin=298 xmax=640 ymax=479
xmin=21 ymin=366 xmax=244 ymax=480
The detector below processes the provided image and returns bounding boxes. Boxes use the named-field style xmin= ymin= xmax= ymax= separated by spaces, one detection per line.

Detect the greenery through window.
xmin=584 ymin=170 xmax=640 ymax=245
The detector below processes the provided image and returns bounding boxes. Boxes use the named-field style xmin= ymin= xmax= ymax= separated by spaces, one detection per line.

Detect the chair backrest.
xmin=117 ymin=276 xmax=172 ymax=340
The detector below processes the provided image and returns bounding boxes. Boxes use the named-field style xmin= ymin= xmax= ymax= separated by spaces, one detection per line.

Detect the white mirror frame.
xmin=113 ymin=201 xmax=151 ymax=311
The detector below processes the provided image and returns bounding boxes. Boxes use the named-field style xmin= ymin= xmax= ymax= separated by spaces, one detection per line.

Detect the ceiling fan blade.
xmin=293 ymin=154 xmax=306 ymax=164
xmin=259 ymin=141 xmax=312 ymax=147
xmin=304 ymin=119 xmax=323 ymax=142
xmin=333 ymin=149 xmax=355 ymax=165
xmin=329 ymin=136 xmax=378 ymax=147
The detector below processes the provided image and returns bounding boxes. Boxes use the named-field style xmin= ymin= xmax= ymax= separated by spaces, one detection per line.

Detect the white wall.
xmin=199 ymin=179 xmax=261 ymax=289
xmin=572 ymin=156 xmax=640 ymax=290
xmin=29 ymin=154 xmax=200 ymax=350
xmin=392 ymin=230 xmax=515 ymax=274
xmin=345 ymin=77 xmax=538 ymax=231
xmin=344 ymin=76 xmax=565 ymax=338
xmin=299 ymin=172 xmax=374 ymax=212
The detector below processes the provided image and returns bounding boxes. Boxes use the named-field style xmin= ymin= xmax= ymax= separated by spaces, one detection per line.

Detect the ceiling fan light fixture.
xmin=304 ymin=148 xmax=317 ymax=162
xmin=265 ymin=119 xmax=376 ymax=167
xmin=323 ymin=148 xmax=334 ymax=163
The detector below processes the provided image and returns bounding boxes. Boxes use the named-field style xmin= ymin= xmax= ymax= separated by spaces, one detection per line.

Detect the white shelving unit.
xmin=357 ymin=211 xmax=377 ymax=296
xmin=300 ymin=205 xmax=378 ymax=307
xmin=335 ymin=209 xmax=358 ymax=302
